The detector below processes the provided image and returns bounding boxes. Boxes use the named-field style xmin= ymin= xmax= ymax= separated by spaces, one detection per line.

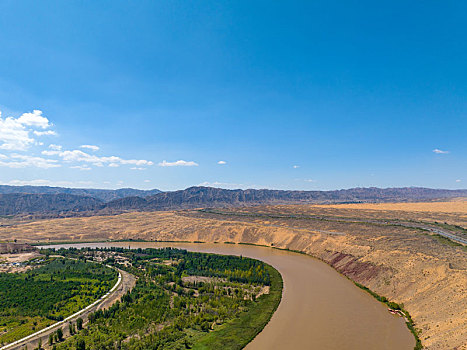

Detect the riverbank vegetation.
xmin=46 ymin=247 xmax=282 ymax=350
xmin=0 ymin=257 xmax=117 ymax=346
xmin=354 ymin=282 xmax=422 ymax=350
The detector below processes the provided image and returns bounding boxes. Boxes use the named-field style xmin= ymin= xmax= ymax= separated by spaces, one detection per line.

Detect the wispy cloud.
xmin=70 ymin=165 xmax=92 ymax=171
xmin=158 ymin=160 xmax=198 ymax=167
xmin=293 ymin=165 xmax=300 ymax=169
xmin=456 ymin=179 xmax=461 ymax=183
xmin=217 ymin=160 xmax=227 ymax=165
xmin=33 ymin=130 xmax=57 ymax=136
xmin=131 ymin=167 xmax=146 ymax=170
xmin=0 ymin=179 xmax=94 ymax=187
xmin=49 ymin=144 xmax=62 ymax=151
xmin=42 ymin=149 xmax=153 ymax=167
xmin=80 ymin=144 xmax=99 ymax=151
xmin=0 ymin=154 xmax=60 ymax=169
xmin=433 ymin=148 xmax=449 ymax=154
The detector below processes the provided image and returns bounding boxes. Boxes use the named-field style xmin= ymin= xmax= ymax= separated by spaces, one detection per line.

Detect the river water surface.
xmin=45 ymin=242 xmax=415 ymax=350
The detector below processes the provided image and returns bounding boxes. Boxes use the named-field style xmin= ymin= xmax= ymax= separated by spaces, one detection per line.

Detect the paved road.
xmin=398 ymin=223 xmax=467 ymax=245
xmin=1 ymin=268 xmax=136 ymax=350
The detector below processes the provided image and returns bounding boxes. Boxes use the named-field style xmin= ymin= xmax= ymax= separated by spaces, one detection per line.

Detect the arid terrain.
xmin=0 ymin=201 xmax=466 ymax=349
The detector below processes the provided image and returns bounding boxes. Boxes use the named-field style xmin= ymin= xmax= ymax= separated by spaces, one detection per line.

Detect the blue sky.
xmin=0 ymin=1 xmax=465 ymax=191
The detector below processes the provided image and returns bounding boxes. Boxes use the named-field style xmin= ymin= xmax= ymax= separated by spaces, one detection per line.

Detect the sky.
xmin=0 ymin=1 xmax=465 ymax=191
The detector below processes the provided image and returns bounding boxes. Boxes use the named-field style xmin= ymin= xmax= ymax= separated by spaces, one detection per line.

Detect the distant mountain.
xmin=105 ymin=186 xmax=467 ymax=211
xmin=0 ymin=193 xmax=103 ymax=216
xmin=0 ymin=185 xmax=162 ymax=202
xmin=1 ymin=186 xmax=466 ymax=217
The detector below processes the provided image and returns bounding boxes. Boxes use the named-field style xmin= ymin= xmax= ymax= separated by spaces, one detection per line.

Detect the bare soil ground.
xmin=0 ymin=252 xmax=40 ymax=263
xmin=0 ymin=252 xmax=41 ymax=273
xmin=225 ymin=200 xmax=467 ymax=228
xmin=319 ymin=200 xmax=467 ymax=213
xmin=0 ymin=201 xmax=466 ymax=349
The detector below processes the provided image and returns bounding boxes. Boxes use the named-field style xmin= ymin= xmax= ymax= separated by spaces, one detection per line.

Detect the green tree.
xmin=76 ymin=338 xmax=86 ymax=350
xmin=48 ymin=333 xmax=53 ymax=345
xmin=56 ymin=328 xmax=63 ymax=342
xmin=76 ymin=317 xmax=83 ymax=330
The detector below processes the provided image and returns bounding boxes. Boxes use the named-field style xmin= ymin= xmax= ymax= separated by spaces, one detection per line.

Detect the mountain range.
xmin=0 ymin=185 xmax=466 ymax=217
xmin=0 ymin=185 xmax=162 ymax=202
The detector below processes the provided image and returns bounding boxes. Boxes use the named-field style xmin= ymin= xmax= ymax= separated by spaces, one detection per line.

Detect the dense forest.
xmin=0 ymin=258 xmax=117 ymax=346
xmin=43 ymin=247 xmax=283 ymax=350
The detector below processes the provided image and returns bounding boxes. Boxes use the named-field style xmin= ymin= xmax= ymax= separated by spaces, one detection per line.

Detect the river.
xmin=45 ymin=242 xmax=415 ymax=349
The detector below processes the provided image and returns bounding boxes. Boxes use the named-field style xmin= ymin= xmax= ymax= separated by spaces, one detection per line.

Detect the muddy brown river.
xmin=45 ymin=242 xmax=415 ymax=349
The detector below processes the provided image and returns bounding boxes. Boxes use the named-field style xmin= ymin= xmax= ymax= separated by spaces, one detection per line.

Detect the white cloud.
xmin=41 ymin=150 xmax=59 ymax=156
xmin=34 ymin=130 xmax=57 ymax=136
xmin=144 ymin=179 xmax=151 ymax=183
xmin=0 ymin=154 xmax=60 ymax=169
xmin=305 ymin=179 xmax=315 ymax=182
xmin=70 ymin=165 xmax=92 ymax=171
xmin=0 ymin=109 xmax=55 ymax=151
xmin=456 ymin=179 xmax=461 ymax=183
xmin=80 ymin=144 xmax=99 ymax=151
xmin=0 ymin=153 xmax=8 ymax=160
xmin=0 ymin=114 xmax=34 ymax=150
xmin=43 ymin=149 xmax=153 ymax=167
xmin=108 ymin=163 xmax=119 ymax=168
xmin=131 ymin=167 xmax=146 ymax=170
xmin=158 ymin=160 xmax=199 ymax=167
xmin=17 ymin=110 xmax=51 ymax=129
xmin=217 ymin=160 xmax=227 ymax=165
xmin=49 ymin=144 xmax=62 ymax=151
xmin=293 ymin=165 xmax=300 ymax=169
xmin=433 ymin=149 xmax=449 ymax=154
